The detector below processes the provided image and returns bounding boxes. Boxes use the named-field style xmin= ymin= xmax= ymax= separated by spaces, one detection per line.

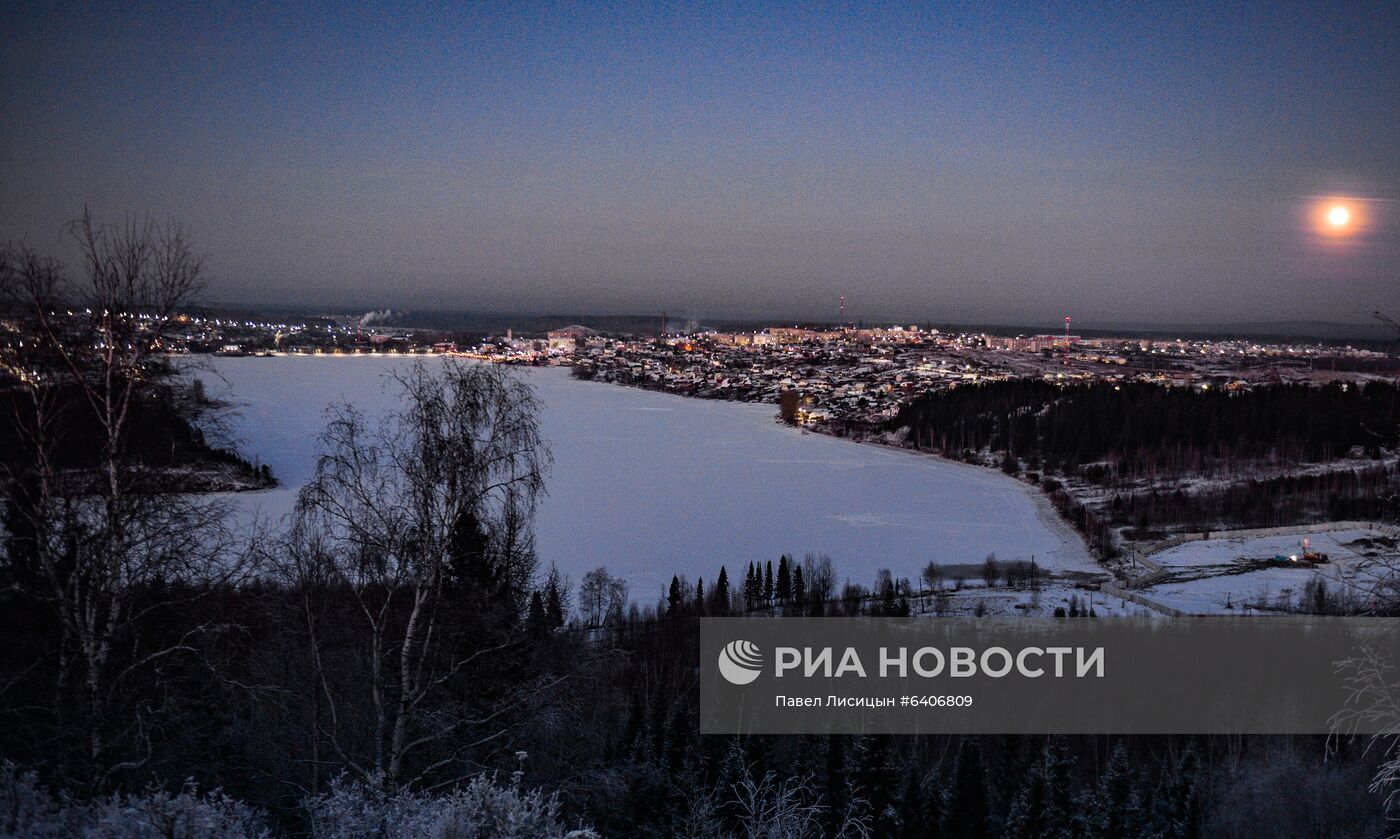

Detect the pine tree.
xmin=943 ymin=738 xmax=990 ymax=839
xmin=545 ymin=578 xmax=564 ymax=628
xmin=764 ymin=560 xmax=774 ymax=605
xmin=695 ymin=577 xmax=705 ymax=616
xmin=527 ymin=590 xmax=547 ymax=635
xmin=1083 ymin=741 xmax=1141 ymax=839
xmin=668 ymin=575 xmax=682 ymax=616
xmin=777 ymin=555 xmax=792 ymax=604
xmin=852 ymin=734 xmax=899 ymax=836
xmin=793 ymin=566 xmax=806 ymax=614
xmin=1003 ymin=758 xmax=1049 ymax=839
xmin=715 ymin=567 xmax=730 ymax=615
xmin=663 ymin=703 xmax=690 ymax=777
xmin=1144 ymin=745 xmax=1202 ymax=839
xmin=1004 ymin=740 xmax=1077 ymax=839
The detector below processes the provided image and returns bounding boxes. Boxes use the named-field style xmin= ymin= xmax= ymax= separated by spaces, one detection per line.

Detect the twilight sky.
xmin=2 ymin=2 xmax=1397 ymax=327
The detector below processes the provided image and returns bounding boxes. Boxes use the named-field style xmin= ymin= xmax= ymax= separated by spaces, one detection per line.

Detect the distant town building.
xmin=548 ymin=324 xmax=597 ymax=351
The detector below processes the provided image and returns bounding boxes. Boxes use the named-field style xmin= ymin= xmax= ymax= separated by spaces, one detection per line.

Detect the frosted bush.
xmin=305 ymin=772 xmax=596 ymax=839
xmin=0 ymin=761 xmax=64 ymax=839
xmin=86 ymin=786 xmax=269 ymax=839
xmin=0 ymin=761 xmax=270 ymax=839
xmin=1 ymin=762 xmax=594 ymax=839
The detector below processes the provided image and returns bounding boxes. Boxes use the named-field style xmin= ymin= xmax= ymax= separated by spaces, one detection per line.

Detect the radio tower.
xmin=1064 ymin=315 xmax=1071 ymax=365
xmin=660 ymin=311 xmax=668 ymax=338
xmin=839 ymin=295 xmax=846 ymax=327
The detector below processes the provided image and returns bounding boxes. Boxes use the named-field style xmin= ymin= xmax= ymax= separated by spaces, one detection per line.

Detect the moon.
xmin=1312 ymin=198 xmax=1366 ymax=239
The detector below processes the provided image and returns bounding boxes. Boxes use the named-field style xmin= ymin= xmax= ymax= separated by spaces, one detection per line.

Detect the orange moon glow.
xmin=1312 ymin=198 xmax=1366 ymax=238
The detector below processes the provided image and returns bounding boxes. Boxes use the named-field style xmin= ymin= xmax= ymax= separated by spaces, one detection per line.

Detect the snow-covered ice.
xmin=200 ymin=356 xmax=1096 ymax=596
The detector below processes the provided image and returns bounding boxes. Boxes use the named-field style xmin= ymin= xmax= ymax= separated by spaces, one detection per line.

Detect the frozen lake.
xmin=202 ymin=356 xmax=1094 ymax=598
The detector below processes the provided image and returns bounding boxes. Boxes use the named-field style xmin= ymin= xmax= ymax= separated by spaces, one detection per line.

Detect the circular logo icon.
xmin=718 ymin=639 xmax=763 ymax=685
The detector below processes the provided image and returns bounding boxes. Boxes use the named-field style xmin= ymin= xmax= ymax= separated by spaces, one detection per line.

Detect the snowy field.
xmin=1141 ymin=529 xmax=1397 ymax=614
xmin=912 ymin=582 xmax=1150 ymax=618
xmin=200 ymin=356 xmax=1095 ymax=597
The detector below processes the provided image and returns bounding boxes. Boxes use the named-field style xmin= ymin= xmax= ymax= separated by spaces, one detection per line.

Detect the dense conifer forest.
xmin=891 ymin=381 xmax=1400 ymax=542
xmin=892 ymin=380 xmax=1400 ymax=474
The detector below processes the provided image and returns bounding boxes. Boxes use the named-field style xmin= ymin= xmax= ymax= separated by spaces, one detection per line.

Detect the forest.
xmin=0 ymin=376 xmax=274 ymax=492
xmin=890 ymin=380 xmax=1400 ymax=539
xmin=891 ymin=380 xmax=1400 ymax=475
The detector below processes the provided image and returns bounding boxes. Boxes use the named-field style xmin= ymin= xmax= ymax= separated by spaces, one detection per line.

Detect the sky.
xmin=2 ymin=1 xmax=1398 ymax=328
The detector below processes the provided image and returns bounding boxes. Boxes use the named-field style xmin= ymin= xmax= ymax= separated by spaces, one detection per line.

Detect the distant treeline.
xmin=1110 ymin=464 xmax=1400 ymax=536
xmin=891 ymin=380 xmax=1400 ymax=477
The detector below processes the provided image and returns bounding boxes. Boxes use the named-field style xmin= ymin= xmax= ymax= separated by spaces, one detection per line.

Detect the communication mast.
xmin=1064 ymin=315 xmax=1071 ymax=365
xmin=839 ymin=295 xmax=846 ymax=327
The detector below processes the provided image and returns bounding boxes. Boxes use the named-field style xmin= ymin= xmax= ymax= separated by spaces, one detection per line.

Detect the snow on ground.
xmin=200 ymin=356 xmax=1096 ymax=598
xmin=1151 ymin=530 xmax=1383 ymax=570
xmin=1141 ymin=529 xmax=1397 ymax=614
xmin=913 ymin=581 xmax=1155 ymax=618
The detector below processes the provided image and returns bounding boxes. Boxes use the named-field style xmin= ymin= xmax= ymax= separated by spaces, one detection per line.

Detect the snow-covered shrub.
xmin=0 ymin=761 xmax=65 ymax=839
xmin=305 ymin=772 xmax=596 ymax=839
xmin=729 ymin=771 xmax=833 ymax=839
xmin=83 ymin=785 xmax=270 ymax=839
xmin=0 ymin=761 xmax=270 ymax=839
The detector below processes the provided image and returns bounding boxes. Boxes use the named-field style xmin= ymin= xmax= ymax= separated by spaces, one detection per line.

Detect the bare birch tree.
xmin=0 ymin=211 xmax=241 ymax=787
xmin=289 ymin=360 xmax=553 ymax=789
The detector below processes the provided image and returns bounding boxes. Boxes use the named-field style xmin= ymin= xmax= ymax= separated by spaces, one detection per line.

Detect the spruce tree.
xmin=1083 ymin=741 xmax=1141 ymax=839
xmin=943 ymin=738 xmax=990 ymax=839
xmin=1144 ymin=745 xmax=1202 ymax=839
xmin=715 ymin=566 xmax=730 ymax=614
xmin=1004 ymin=740 xmax=1076 ymax=839
xmin=777 ymin=555 xmax=792 ymax=604
xmin=852 ymin=734 xmax=899 ymax=835
xmin=921 ymin=767 xmax=947 ymax=839
xmin=527 ymin=590 xmax=547 ymax=635
xmin=668 ymin=575 xmax=682 ymax=616
xmin=545 ymin=578 xmax=564 ymax=628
